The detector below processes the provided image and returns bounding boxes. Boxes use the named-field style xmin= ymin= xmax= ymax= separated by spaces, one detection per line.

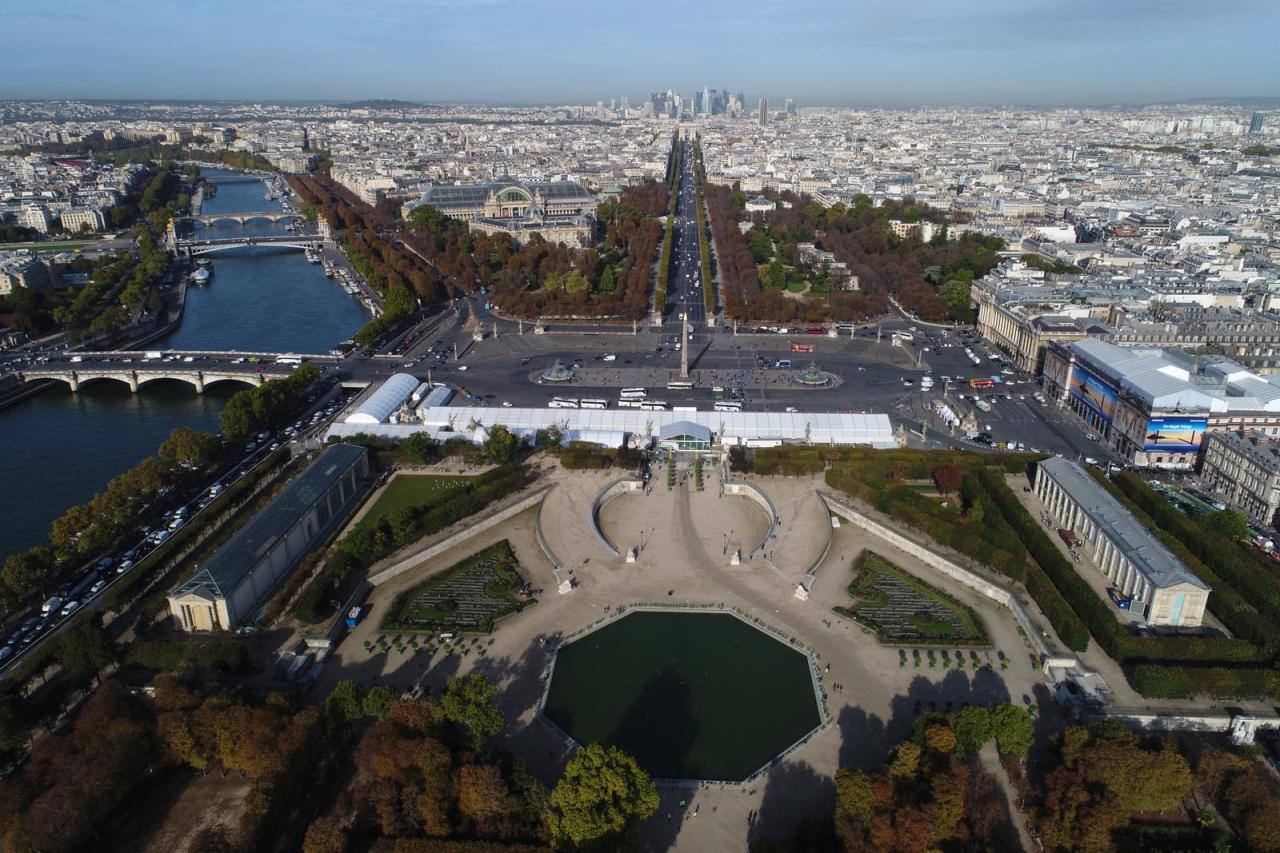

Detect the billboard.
xmin=1144 ymin=416 xmax=1207 ymax=452
xmin=1068 ymin=366 xmax=1119 ymax=424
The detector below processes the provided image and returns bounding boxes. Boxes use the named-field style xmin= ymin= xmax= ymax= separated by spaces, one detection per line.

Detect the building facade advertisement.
xmin=1144 ymin=416 xmax=1207 ymax=452
xmin=1068 ymin=366 xmax=1119 ymax=423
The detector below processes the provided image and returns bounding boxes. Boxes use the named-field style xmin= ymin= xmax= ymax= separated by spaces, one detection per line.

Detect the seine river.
xmin=0 ymin=168 xmax=368 ymax=561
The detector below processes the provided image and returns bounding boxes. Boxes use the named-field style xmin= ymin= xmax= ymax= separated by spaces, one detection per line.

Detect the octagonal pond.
xmin=543 ymin=611 xmax=822 ymax=781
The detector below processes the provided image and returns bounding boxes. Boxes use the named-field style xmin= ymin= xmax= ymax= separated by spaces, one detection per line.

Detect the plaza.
xmin=317 ymin=463 xmax=1051 ymax=848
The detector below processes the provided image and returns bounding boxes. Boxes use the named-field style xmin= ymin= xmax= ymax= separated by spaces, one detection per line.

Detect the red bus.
xmin=969 ymin=378 xmax=996 ymax=389
xmin=790 ymin=342 xmax=816 ymax=353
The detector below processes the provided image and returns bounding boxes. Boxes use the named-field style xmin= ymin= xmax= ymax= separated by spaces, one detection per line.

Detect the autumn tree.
xmin=931 ymin=464 xmax=963 ymax=495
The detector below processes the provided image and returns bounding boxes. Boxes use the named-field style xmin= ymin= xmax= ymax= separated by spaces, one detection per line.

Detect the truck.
xmin=345 ymin=605 xmax=367 ymax=628
xmin=41 ymin=596 xmax=64 ymax=616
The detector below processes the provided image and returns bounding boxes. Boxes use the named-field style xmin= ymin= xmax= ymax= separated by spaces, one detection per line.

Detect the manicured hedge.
xmin=124 ymin=639 xmax=247 ymax=672
xmin=1132 ymin=664 xmax=1280 ymax=700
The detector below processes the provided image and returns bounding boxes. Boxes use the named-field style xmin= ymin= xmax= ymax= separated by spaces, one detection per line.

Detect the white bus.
xmin=548 ymin=398 xmax=579 ymax=409
xmin=275 ymin=354 xmax=304 ymax=365
xmin=619 ymin=388 xmax=647 ymax=400
xmin=617 ymin=399 xmax=644 ymax=409
xmin=666 ymin=380 xmax=694 ymax=391
xmin=579 ymin=399 xmax=608 ymax=410
xmin=640 ymin=401 xmax=668 ymax=411
xmin=714 ymin=402 xmax=743 ymax=413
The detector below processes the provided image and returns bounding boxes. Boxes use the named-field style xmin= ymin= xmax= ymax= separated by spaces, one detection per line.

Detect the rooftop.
xmin=1037 ymin=457 xmax=1209 ymax=592
xmin=172 ymin=444 xmax=368 ymax=600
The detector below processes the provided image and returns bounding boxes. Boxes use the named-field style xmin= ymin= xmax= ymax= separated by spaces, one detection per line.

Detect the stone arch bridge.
xmin=18 ymin=364 xmax=295 ymax=394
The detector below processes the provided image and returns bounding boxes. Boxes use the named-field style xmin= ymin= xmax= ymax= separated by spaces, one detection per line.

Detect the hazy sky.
xmin=3 ymin=0 xmax=1278 ymax=105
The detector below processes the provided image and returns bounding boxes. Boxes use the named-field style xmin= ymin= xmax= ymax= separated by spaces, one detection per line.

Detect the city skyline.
xmin=2 ymin=0 xmax=1278 ymax=106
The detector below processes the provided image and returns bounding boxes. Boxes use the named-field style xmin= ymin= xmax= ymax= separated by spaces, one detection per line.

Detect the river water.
xmin=0 ymin=168 xmax=368 ymax=561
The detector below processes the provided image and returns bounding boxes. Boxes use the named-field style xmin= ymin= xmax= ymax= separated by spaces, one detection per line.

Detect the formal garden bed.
xmin=381 ymin=539 xmax=535 ymax=634
xmin=833 ymin=550 xmax=990 ymax=646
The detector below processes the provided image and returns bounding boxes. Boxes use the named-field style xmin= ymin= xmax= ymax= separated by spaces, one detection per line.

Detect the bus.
xmin=714 ymin=402 xmax=743 ymax=413
xmin=790 ymin=342 xmax=815 ymax=353
xmin=275 ymin=354 xmax=304 ymax=365
xmin=666 ymin=380 xmax=694 ymax=391
xmin=969 ymin=378 xmax=996 ymax=389
xmin=619 ymin=388 xmax=647 ymax=400
xmin=640 ymin=401 xmax=668 ymax=411
xmin=617 ymin=398 xmax=644 ymax=409
xmin=548 ymin=398 xmax=579 ymax=409
xmin=579 ymin=399 xmax=608 ymax=409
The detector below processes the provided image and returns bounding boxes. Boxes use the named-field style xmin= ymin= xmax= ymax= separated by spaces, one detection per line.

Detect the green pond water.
xmin=543 ymin=611 xmax=821 ymax=780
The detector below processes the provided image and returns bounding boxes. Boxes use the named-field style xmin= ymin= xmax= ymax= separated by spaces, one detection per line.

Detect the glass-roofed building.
xmin=658 ymin=420 xmax=713 ymax=452
xmin=403 ymin=177 xmax=598 ymax=246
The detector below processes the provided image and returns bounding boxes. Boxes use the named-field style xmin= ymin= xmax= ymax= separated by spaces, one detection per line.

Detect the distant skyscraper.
xmin=758 ymin=98 xmax=768 ymax=127
xmin=1250 ymin=112 xmax=1265 ymax=134
xmin=784 ymin=98 xmax=795 ymax=117
xmin=596 ymin=100 xmax=605 ymax=120
xmin=702 ymin=86 xmax=711 ymax=115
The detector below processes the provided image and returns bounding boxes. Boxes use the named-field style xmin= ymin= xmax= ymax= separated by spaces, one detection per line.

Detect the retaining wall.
xmin=590 ymin=478 xmax=644 ymax=557
xmin=368 ymin=486 xmax=552 ymax=586
xmin=724 ymin=480 xmax=778 ymax=556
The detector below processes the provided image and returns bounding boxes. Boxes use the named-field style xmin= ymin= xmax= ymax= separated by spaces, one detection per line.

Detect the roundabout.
xmin=541 ymin=608 xmax=824 ymax=782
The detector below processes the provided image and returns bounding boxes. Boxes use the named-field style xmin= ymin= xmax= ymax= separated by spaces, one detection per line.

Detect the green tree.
xmin=405 ymin=431 xmax=439 ymax=465
xmin=547 ymin=744 xmax=659 ymax=848
xmin=1200 ymin=508 xmax=1248 ymax=541
xmin=990 ymin=703 xmax=1034 ymax=759
xmin=325 ymin=679 xmax=365 ymax=724
xmin=2 ymin=546 xmax=55 ymax=597
xmin=766 ymin=258 xmax=787 ymax=290
xmin=834 ymin=767 xmax=876 ymax=832
xmin=952 ymin=705 xmax=992 ymax=757
xmin=564 ymin=269 xmax=589 ymax=294
xmin=483 ymin=424 xmax=523 ymax=465
xmin=438 ymin=674 xmax=503 ymax=750
xmin=54 ymin=616 xmax=116 ymax=685
xmin=362 ymin=685 xmax=398 ymax=721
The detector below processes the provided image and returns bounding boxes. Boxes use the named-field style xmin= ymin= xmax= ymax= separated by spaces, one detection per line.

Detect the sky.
xmin=2 ymin=0 xmax=1278 ymax=106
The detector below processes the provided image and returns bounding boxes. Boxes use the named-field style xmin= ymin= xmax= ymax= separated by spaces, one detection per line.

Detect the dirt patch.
xmin=137 ymin=768 xmax=253 ymax=853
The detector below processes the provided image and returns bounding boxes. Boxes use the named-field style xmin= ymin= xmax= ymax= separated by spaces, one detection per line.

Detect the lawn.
xmin=359 ymin=474 xmax=476 ymax=528
xmin=381 ymin=540 xmax=534 ymax=634
xmin=835 ymin=550 xmax=990 ymax=646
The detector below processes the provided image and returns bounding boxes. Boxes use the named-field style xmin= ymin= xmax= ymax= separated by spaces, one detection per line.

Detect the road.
xmin=665 ymin=138 xmax=708 ymax=332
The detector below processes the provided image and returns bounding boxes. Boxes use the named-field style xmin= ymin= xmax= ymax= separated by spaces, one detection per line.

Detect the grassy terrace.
xmin=359 ymin=474 xmax=477 ymax=528
xmin=381 ymin=540 xmax=533 ymax=634
xmin=835 ymin=550 xmax=990 ymax=646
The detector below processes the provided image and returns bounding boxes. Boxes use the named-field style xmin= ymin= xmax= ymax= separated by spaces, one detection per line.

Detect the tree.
xmin=326 ymin=679 xmax=365 ymax=725
xmin=458 ymin=763 xmax=509 ymax=823
xmin=834 ymin=767 xmax=876 ymax=832
xmin=362 ymin=685 xmax=398 ymax=721
xmin=405 ymin=431 xmax=438 ymax=465
xmin=1201 ymin=508 xmax=1248 ymax=541
xmin=483 ymin=425 xmax=523 ymax=465
xmin=438 ymin=674 xmax=503 ymax=750
xmin=990 ymin=703 xmax=1033 ymax=759
xmin=2 ymin=547 xmax=55 ymax=597
xmin=931 ymin=464 xmax=963 ymax=495
xmin=951 ymin=705 xmax=992 ymax=757
xmin=301 ymin=815 xmax=347 ymax=853
xmin=546 ymin=744 xmax=659 ymax=848
xmin=54 ymin=616 xmax=115 ymax=685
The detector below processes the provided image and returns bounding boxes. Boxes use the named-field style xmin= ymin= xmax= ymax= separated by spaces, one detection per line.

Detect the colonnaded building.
xmin=167 ymin=444 xmax=372 ymax=632
xmin=402 ymin=177 xmax=598 ymax=246
xmin=1033 ymin=456 xmax=1210 ymax=628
